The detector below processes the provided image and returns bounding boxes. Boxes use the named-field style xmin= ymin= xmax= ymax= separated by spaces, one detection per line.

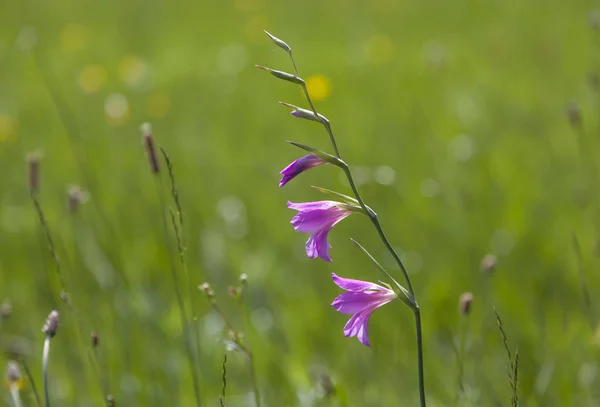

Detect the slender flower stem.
xmin=286 ymin=52 xmax=426 ymax=406
xmin=209 ymin=302 xmax=260 ymax=407
xmin=42 ymin=336 xmax=51 ymax=407
xmin=10 ymin=383 xmax=23 ymax=407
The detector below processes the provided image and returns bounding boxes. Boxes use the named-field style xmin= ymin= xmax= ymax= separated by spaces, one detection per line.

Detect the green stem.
xmin=156 ymin=178 xmax=202 ymax=407
xmin=414 ymin=308 xmax=426 ymax=407
xmin=42 ymin=336 xmax=51 ymax=407
xmin=288 ymin=52 xmax=426 ymax=407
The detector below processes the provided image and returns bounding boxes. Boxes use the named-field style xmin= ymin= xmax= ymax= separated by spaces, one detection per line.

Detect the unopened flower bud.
xmin=239 ymin=273 xmax=248 ymax=286
xmin=264 ymin=30 xmax=292 ymax=53
xmin=279 ymin=102 xmax=329 ymax=124
xmin=141 ymin=123 xmax=160 ymax=174
xmin=459 ymin=292 xmax=473 ymax=316
xmin=228 ymin=287 xmax=240 ymax=298
xmin=68 ymin=185 xmax=88 ymax=214
xmin=42 ymin=310 xmax=59 ymax=338
xmin=481 ymin=254 xmax=497 ymax=274
xmin=199 ymin=283 xmax=215 ymax=299
xmin=256 ymin=65 xmax=304 ymax=85
xmin=106 ymin=394 xmax=115 ymax=406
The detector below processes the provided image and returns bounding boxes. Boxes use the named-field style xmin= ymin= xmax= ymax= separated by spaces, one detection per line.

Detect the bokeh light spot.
xmin=16 ymin=26 xmax=37 ymax=51
xmin=0 ymin=115 xmax=17 ymax=142
xmin=146 ymin=92 xmax=171 ymax=118
xmin=244 ymin=15 xmax=271 ymax=44
xmin=78 ymin=65 xmax=108 ymax=94
xmin=104 ymin=93 xmax=130 ymax=126
xmin=364 ymin=34 xmax=394 ymax=65
xmin=118 ymin=55 xmax=148 ymax=88
xmin=306 ymin=75 xmax=332 ymax=101
xmin=217 ymin=43 xmax=248 ymax=75
xmin=234 ymin=0 xmax=264 ymax=12
xmin=61 ymin=23 xmax=88 ymax=53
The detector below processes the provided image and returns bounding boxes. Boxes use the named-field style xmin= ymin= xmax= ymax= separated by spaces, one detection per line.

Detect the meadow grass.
xmin=1 ymin=0 xmax=600 ymax=405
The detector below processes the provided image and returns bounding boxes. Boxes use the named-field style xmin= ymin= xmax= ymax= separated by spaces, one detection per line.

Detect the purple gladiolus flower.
xmin=287 ymin=200 xmax=354 ymax=262
xmin=331 ymin=273 xmax=397 ymax=347
xmin=279 ymin=154 xmax=327 ymax=187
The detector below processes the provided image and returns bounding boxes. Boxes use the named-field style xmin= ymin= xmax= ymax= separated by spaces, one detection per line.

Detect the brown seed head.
xmin=141 ymin=123 xmax=160 ymax=174
xmin=5 ymin=361 xmax=21 ymax=384
xmin=26 ymin=152 xmax=41 ymax=194
xmin=91 ymin=331 xmax=100 ymax=348
xmin=1 ymin=299 xmax=12 ymax=320
xmin=459 ymin=292 xmax=474 ymax=316
xmin=68 ymin=185 xmax=89 ymax=214
xmin=42 ymin=310 xmax=59 ymax=338
xmin=566 ymin=103 xmax=582 ymax=128
xmin=481 ymin=254 xmax=497 ymax=274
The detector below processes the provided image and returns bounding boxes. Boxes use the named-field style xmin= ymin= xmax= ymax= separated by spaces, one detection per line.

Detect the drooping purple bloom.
xmin=287 ymin=200 xmax=354 ymax=262
xmin=279 ymin=154 xmax=327 ymax=187
xmin=331 ymin=273 xmax=397 ymax=347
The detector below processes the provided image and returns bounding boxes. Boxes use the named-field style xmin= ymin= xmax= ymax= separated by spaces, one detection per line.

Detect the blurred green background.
xmin=1 ymin=0 xmax=600 ymax=405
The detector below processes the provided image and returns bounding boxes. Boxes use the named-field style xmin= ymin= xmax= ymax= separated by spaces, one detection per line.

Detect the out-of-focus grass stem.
xmin=156 ymin=177 xmax=202 ymax=407
xmin=160 ymin=146 xmax=203 ymax=369
xmin=21 ymin=359 xmax=42 ymax=406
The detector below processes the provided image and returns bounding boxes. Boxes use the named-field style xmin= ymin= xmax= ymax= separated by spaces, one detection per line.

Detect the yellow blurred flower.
xmin=78 ymin=65 xmax=108 ymax=94
xmin=61 ymin=23 xmax=88 ymax=53
xmin=306 ymin=75 xmax=332 ymax=101
xmin=0 ymin=115 xmax=17 ymax=142
xmin=364 ymin=34 xmax=394 ymax=65
xmin=146 ymin=92 xmax=171 ymax=118
xmin=118 ymin=55 xmax=147 ymax=88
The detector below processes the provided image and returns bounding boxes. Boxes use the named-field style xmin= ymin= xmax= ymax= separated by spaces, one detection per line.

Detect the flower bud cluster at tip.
xmin=199 ymin=282 xmax=215 ymax=301
xmin=42 ymin=310 xmax=60 ymax=338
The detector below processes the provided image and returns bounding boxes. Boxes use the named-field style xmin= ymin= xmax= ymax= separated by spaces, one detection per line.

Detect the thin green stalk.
xmin=208 ymin=301 xmax=260 ymax=407
xmin=160 ymin=146 xmax=202 ymax=371
xmin=286 ymin=51 xmax=426 ymax=407
xmin=156 ymin=178 xmax=202 ymax=407
xmin=456 ymin=316 xmax=469 ymax=403
xmin=21 ymin=359 xmax=42 ymax=406
xmin=9 ymin=383 xmax=23 ymax=407
xmin=220 ymin=353 xmax=228 ymax=407
xmin=42 ymin=336 xmax=51 ymax=407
